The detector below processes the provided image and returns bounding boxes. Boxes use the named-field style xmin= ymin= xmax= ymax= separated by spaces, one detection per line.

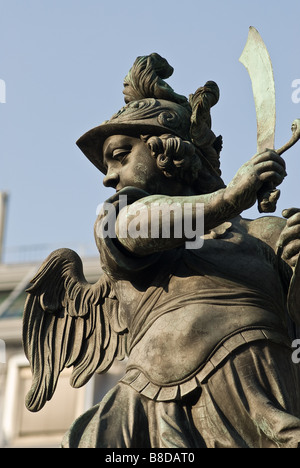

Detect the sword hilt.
xmin=258 ymin=119 xmax=300 ymax=213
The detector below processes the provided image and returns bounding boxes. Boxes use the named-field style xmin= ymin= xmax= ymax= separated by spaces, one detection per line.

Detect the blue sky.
xmin=1 ymin=0 xmax=300 ymax=262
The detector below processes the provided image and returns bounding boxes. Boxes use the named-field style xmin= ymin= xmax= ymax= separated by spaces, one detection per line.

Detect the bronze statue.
xmin=23 ymin=32 xmax=300 ymax=448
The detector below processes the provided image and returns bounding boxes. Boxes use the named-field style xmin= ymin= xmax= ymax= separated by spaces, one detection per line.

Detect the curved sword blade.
xmin=239 ymin=26 xmax=276 ymax=152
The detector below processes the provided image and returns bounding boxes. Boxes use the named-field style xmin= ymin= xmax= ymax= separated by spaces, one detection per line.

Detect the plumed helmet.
xmin=77 ymin=98 xmax=192 ymax=174
xmin=77 ymin=53 xmax=223 ymax=177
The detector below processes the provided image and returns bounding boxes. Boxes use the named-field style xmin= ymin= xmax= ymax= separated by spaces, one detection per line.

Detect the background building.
xmin=0 ymin=196 xmax=126 ymax=448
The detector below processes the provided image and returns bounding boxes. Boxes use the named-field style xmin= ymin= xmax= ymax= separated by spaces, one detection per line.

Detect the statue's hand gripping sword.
xmin=239 ymin=26 xmax=300 ymax=213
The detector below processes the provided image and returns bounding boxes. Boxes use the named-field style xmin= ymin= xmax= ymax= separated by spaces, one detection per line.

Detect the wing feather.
xmin=23 ymin=248 xmax=127 ymax=412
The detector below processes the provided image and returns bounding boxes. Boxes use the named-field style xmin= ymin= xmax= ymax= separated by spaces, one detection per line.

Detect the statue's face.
xmin=102 ymin=134 xmax=166 ymax=194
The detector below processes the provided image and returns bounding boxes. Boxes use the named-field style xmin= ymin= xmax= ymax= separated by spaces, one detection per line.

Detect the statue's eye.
xmin=112 ymin=148 xmax=130 ymax=163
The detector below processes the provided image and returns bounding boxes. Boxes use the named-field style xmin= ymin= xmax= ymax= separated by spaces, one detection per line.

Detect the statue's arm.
xmin=245 ymin=207 xmax=300 ymax=269
xmin=276 ymin=208 xmax=300 ymax=327
xmin=277 ymin=208 xmax=300 ymax=268
xmin=115 ymin=150 xmax=286 ymax=255
xmin=244 ymin=216 xmax=286 ymax=252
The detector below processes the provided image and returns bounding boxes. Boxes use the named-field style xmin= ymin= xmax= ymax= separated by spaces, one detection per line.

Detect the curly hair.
xmin=141 ymin=134 xmax=225 ymax=194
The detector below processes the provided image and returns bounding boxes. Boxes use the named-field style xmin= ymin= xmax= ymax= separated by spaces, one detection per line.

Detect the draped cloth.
xmin=62 ymin=188 xmax=300 ymax=448
xmin=62 ymin=341 xmax=300 ymax=448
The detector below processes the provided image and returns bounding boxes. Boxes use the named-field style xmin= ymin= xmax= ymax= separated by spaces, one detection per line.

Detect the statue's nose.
xmin=103 ymin=171 xmax=120 ymax=189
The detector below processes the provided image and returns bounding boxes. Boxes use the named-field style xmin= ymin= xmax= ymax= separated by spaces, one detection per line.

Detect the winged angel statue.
xmin=23 ymin=247 xmax=126 ymax=408
xmin=23 ymin=52 xmax=300 ymax=448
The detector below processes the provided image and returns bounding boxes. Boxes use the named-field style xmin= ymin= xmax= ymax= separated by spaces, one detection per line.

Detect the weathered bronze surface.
xmin=23 ymin=42 xmax=300 ymax=448
xmin=240 ymin=27 xmax=300 ymax=213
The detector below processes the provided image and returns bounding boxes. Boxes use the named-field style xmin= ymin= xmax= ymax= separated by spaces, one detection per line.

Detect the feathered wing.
xmin=23 ymin=248 xmax=127 ymax=412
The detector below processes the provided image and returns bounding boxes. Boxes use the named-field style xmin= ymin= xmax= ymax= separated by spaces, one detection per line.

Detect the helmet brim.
xmin=76 ymin=121 xmax=178 ymax=174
